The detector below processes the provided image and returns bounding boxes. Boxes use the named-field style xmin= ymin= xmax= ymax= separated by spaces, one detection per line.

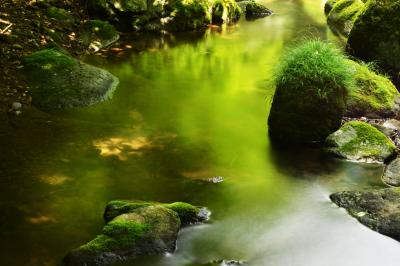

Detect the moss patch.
xmin=325 ymin=121 xmax=396 ymax=162
xmin=327 ymin=0 xmax=364 ymax=37
xmin=268 ymin=40 xmax=352 ymax=144
xmin=345 ymin=60 xmax=399 ymax=118
xmin=212 ymin=0 xmax=241 ymax=24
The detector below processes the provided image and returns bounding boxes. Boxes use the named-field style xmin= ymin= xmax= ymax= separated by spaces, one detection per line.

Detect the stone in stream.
xmin=237 ymin=0 xmax=272 ymax=20
xmin=22 ymin=49 xmax=119 ymax=110
xmin=345 ymin=60 xmax=400 ymax=119
xmin=326 ymin=0 xmax=364 ymax=37
xmin=186 ymin=259 xmax=247 ymax=265
xmin=347 ymin=0 xmax=400 ymax=85
xmin=330 ymin=188 xmax=400 ymax=241
xmin=63 ymin=201 xmax=210 ymax=266
xmin=383 ymin=158 xmax=400 ymax=186
xmin=79 ymin=20 xmax=120 ymax=52
xmin=325 ymin=121 xmax=396 ymax=163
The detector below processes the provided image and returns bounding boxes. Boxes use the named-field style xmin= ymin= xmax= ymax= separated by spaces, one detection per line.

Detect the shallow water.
xmin=1 ymin=0 xmax=400 ymax=265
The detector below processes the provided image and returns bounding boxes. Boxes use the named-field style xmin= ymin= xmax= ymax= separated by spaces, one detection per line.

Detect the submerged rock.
xmin=186 ymin=259 xmax=247 ymax=266
xmin=345 ymin=60 xmax=400 ymax=118
xmin=80 ymin=20 xmax=119 ymax=52
xmin=383 ymin=158 xmax=400 ymax=186
xmin=330 ymin=188 xmax=400 ymax=241
xmin=268 ymin=41 xmax=350 ymax=144
xmin=347 ymin=0 xmax=400 ymax=85
xmin=22 ymin=49 xmax=119 ymax=110
xmin=64 ymin=201 xmax=210 ymax=266
xmin=325 ymin=121 xmax=396 ymax=163
xmin=327 ymin=0 xmax=364 ymax=37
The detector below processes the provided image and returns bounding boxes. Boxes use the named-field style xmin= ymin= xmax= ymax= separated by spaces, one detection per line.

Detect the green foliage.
xmin=268 ymin=40 xmax=352 ymax=144
xmin=167 ymin=0 xmax=212 ymax=31
xmin=80 ymin=220 xmax=151 ymax=252
xmin=212 ymin=0 xmax=241 ymax=24
xmin=346 ymin=59 xmax=399 ymax=117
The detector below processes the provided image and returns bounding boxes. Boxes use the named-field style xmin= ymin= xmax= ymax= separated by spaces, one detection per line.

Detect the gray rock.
xmin=11 ymin=102 xmax=22 ymax=110
xmin=383 ymin=158 xmax=400 ymax=186
xmin=330 ymin=188 xmax=400 ymax=241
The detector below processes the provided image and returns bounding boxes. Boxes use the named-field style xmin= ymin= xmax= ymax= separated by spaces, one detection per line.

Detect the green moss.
xmin=347 ymin=0 xmax=400 ymax=81
xmin=104 ymin=200 xmax=202 ymax=225
xmin=164 ymin=202 xmax=201 ymax=225
xmin=345 ymin=60 xmax=399 ymax=117
xmin=327 ymin=0 xmax=364 ymax=36
xmin=211 ymin=0 xmax=241 ymax=24
xmin=326 ymin=121 xmax=395 ymax=161
xmin=325 ymin=0 xmax=339 ymax=14
xmin=83 ymin=20 xmax=118 ymax=40
xmin=23 ymin=49 xmax=76 ymax=72
xmin=46 ymin=7 xmax=75 ymax=22
xmin=80 ymin=219 xmax=151 ymax=253
xmin=166 ymin=0 xmax=212 ymax=31
xmin=268 ymin=40 xmax=352 ymax=144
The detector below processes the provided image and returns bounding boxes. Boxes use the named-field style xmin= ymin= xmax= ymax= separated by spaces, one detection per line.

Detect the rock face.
xmin=383 ymin=158 xmax=400 ymax=186
xmin=80 ymin=20 xmax=119 ymax=52
xmin=347 ymin=0 xmax=400 ymax=85
xmin=345 ymin=60 xmax=400 ymax=118
xmin=325 ymin=121 xmax=396 ymax=163
xmin=326 ymin=0 xmax=364 ymax=37
xmin=22 ymin=49 xmax=119 ymax=110
xmin=64 ymin=201 xmax=209 ymax=266
xmin=268 ymin=41 xmax=350 ymax=144
xmin=86 ymin=0 xmax=242 ymax=32
xmin=237 ymin=0 xmax=272 ymax=20
xmin=330 ymin=188 xmax=400 ymax=241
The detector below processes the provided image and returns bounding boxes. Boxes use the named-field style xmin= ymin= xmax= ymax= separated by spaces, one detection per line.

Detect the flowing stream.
xmin=1 ymin=0 xmax=400 ymax=265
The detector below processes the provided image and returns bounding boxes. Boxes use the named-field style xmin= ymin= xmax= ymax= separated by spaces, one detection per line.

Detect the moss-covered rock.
xmin=330 ymin=188 xmax=400 ymax=241
xmin=325 ymin=121 xmax=396 ymax=163
xmin=46 ymin=6 xmax=76 ymax=23
xmin=64 ymin=201 xmax=210 ymax=265
xmin=63 ymin=205 xmax=180 ymax=266
xmin=327 ymin=0 xmax=364 ymax=37
xmin=212 ymin=0 xmax=241 ymax=24
xmin=80 ymin=20 xmax=119 ymax=52
xmin=104 ymin=200 xmax=209 ymax=225
xmin=347 ymin=0 xmax=400 ymax=85
xmin=242 ymin=1 xmax=272 ymax=20
xmin=22 ymin=49 xmax=119 ymax=110
xmin=268 ymin=41 xmax=351 ymax=145
xmin=324 ymin=0 xmax=339 ymax=15
xmin=345 ymin=60 xmax=400 ymax=118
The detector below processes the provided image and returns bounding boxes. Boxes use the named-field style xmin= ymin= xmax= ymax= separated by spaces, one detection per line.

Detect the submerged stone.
xmin=22 ymin=49 xmax=119 ymax=110
xmin=383 ymin=158 xmax=400 ymax=186
xmin=345 ymin=60 xmax=400 ymax=118
xmin=330 ymin=188 xmax=400 ymax=241
xmin=64 ymin=201 xmax=210 ymax=266
xmin=243 ymin=1 xmax=272 ymax=20
xmin=325 ymin=121 xmax=396 ymax=163
xmin=327 ymin=0 xmax=364 ymax=37
xmin=347 ymin=0 xmax=400 ymax=85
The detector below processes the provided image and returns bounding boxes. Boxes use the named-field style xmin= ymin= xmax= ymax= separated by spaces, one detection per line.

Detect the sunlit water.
xmin=1 ymin=0 xmax=400 ymax=265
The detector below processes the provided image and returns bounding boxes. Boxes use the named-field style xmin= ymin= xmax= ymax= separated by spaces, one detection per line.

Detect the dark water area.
xmin=1 ymin=0 xmax=400 ymax=265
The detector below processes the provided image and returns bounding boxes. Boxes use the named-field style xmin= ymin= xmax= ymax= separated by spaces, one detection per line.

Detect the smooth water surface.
xmin=1 ymin=0 xmax=400 ymax=265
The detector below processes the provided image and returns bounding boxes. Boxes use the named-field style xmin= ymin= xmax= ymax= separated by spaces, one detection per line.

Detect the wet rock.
xmin=22 ymin=49 xmax=119 ymax=110
xmin=324 ymin=0 xmax=339 ymax=15
xmin=64 ymin=201 xmax=210 ymax=266
xmin=345 ymin=59 xmax=400 ymax=119
xmin=325 ymin=121 xmax=396 ymax=163
xmin=186 ymin=259 xmax=246 ymax=266
xmin=206 ymin=176 xmax=224 ymax=183
xmin=347 ymin=0 xmax=400 ymax=85
xmin=326 ymin=0 xmax=364 ymax=37
xmin=330 ymin=188 xmax=400 ymax=241
xmin=11 ymin=102 xmax=22 ymax=110
xmin=243 ymin=1 xmax=272 ymax=20
xmin=80 ymin=20 xmax=119 ymax=52
xmin=383 ymin=158 xmax=400 ymax=186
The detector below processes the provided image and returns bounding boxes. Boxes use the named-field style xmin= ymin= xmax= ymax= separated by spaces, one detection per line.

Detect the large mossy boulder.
xmin=80 ymin=20 xmax=120 ymax=52
xmin=268 ymin=41 xmax=351 ymax=145
xmin=330 ymin=188 xmax=400 ymax=241
xmin=345 ymin=60 xmax=400 ymax=118
xmin=327 ymin=0 xmax=364 ymax=37
xmin=347 ymin=0 xmax=400 ymax=84
xmin=325 ymin=121 xmax=396 ymax=163
xmin=64 ymin=201 xmax=209 ymax=266
xmin=324 ymin=0 xmax=339 ymax=15
xmin=22 ymin=49 xmax=119 ymax=110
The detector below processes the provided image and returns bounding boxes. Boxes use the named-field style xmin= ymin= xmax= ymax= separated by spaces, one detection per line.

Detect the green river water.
xmin=1 ymin=0 xmax=400 ymax=265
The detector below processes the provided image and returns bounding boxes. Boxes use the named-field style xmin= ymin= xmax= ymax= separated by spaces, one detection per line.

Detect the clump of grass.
xmin=268 ymin=40 xmax=353 ymax=144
